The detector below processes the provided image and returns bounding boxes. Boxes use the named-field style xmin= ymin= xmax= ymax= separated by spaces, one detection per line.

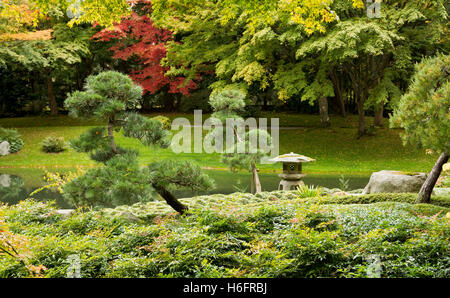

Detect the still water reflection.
xmin=0 ymin=170 xmax=369 ymax=208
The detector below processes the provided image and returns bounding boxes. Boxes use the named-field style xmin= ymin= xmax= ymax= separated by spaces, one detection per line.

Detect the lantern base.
xmin=278 ymin=179 xmax=305 ymax=191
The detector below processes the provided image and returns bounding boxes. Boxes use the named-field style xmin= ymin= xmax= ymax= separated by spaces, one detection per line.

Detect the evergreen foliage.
xmin=207 ymin=89 xmax=273 ymax=193
xmin=63 ymin=152 xmax=156 ymax=207
xmin=148 ymin=160 xmax=215 ymax=191
xmin=64 ymin=71 xmax=212 ymax=212
xmin=390 ymin=54 xmax=449 ymax=203
xmin=390 ymin=54 xmax=449 ymax=153
xmin=0 ymin=127 xmax=24 ymax=153
xmin=41 ymin=136 xmax=66 ymax=153
xmin=65 ymin=71 xmax=143 ymax=121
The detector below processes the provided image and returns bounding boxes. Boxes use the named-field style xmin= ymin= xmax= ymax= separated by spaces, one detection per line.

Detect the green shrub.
xmin=94 ymin=191 xmax=450 ymax=223
xmin=62 ymin=153 xmax=156 ymax=207
xmin=150 ymin=115 xmax=171 ymax=130
xmin=324 ymin=193 xmax=450 ymax=208
xmin=276 ymin=228 xmax=347 ymax=277
xmin=41 ymin=136 xmax=67 ymax=153
xmin=247 ymin=205 xmax=294 ymax=233
xmin=106 ymin=256 xmax=160 ymax=278
xmin=0 ymin=127 xmax=24 ymax=153
xmin=296 ymin=184 xmax=323 ymax=198
xmin=1 ymin=194 xmax=449 ymax=278
xmin=2 ymin=200 xmax=61 ymax=225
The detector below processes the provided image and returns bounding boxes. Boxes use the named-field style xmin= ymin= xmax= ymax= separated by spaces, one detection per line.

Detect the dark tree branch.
xmin=153 ymin=184 xmax=189 ymax=215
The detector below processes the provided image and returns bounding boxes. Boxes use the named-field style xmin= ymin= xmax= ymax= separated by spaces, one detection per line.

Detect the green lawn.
xmin=0 ymin=113 xmax=437 ymax=175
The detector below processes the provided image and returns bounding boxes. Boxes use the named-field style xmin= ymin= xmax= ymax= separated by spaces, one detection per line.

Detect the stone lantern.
xmin=269 ymin=152 xmax=315 ymax=190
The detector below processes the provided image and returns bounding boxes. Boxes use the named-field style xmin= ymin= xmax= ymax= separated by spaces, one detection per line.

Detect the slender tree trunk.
xmin=76 ymin=67 xmax=83 ymax=90
xmin=251 ymin=173 xmax=254 ymax=194
xmin=108 ymin=118 xmax=119 ymax=154
xmin=374 ymin=103 xmax=384 ymax=127
xmin=153 ymin=185 xmax=189 ymax=214
xmin=417 ymin=152 xmax=449 ymax=203
xmin=165 ymin=93 xmax=176 ymax=112
xmin=318 ymin=97 xmax=330 ymax=127
xmin=356 ymin=97 xmax=366 ymax=136
xmin=46 ymin=73 xmax=58 ymax=116
xmin=263 ymin=93 xmax=268 ymax=110
xmin=330 ymin=70 xmax=346 ymax=117
xmin=337 ymin=94 xmax=346 ymax=118
xmin=251 ymin=162 xmax=262 ymax=194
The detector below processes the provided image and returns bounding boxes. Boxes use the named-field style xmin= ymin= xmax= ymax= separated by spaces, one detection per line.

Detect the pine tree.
xmin=207 ymin=89 xmax=272 ymax=193
xmin=390 ymin=54 xmax=449 ymax=204
xmin=64 ymin=71 xmax=213 ymax=213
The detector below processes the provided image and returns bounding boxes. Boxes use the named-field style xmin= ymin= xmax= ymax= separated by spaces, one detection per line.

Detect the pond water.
xmin=0 ymin=170 xmax=370 ymax=208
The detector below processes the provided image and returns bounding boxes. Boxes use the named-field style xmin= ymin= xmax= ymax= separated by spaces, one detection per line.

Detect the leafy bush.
xmin=0 ymin=127 xmax=24 ymax=153
xmin=324 ymin=193 xmax=450 ymax=208
xmin=41 ymin=136 xmax=66 ymax=153
xmin=93 ymin=191 xmax=449 ymax=223
xmin=1 ymin=193 xmax=449 ymax=278
xmin=2 ymin=200 xmax=61 ymax=226
xmin=150 ymin=115 xmax=171 ymax=130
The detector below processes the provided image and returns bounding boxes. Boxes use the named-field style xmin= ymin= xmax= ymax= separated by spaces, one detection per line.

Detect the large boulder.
xmin=363 ymin=170 xmax=427 ymax=194
xmin=0 ymin=141 xmax=10 ymax=156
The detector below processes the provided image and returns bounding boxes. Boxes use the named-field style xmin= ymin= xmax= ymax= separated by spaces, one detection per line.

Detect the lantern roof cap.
xmin=269 ymin=152 xmax=315 ymax=163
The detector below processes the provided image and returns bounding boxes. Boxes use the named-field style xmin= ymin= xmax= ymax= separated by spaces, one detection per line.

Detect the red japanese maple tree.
xmin=92 ymin=0 xmax=198 ymax=96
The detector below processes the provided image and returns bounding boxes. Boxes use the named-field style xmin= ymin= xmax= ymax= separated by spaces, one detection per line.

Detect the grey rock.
xmin=56 ymin=209 xmax=75 ymax=219
xmin=119 ymin=211 xmax=142 ymax=223
xmin=363 ymin=170 xmax=427 ymax=194
xmin=0 ymin=174 xmax=11 ymax=187
xmin=0 ymin=141 xmax=10 ymax=156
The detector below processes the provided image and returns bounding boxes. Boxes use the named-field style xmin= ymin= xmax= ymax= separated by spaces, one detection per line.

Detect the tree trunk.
xmin=329 ymin=70 xmax=346 ymax=117
xmin=374 ymin=103 xmax=384 ymax=127
xmin=46 ymin=74 xmax=58 ymax=116
xmin=417 ymin=152 xmax=449 ymax=204
xmin=337 ymin=94 xmax=346 ymax=118
xmin=108 ymin=118 xmax=119 ymax=154
xmin=250 ymin=173 xmax=254 ymax=194
xmin=356 ymin=98 xmax=366 ymax=136
xmin=153 ymin=185 xmax=189 ymax=214
xmin=252 ymin=163 xmax=262 ymax=193
xmin=251 ymin=162 xmax=262 ymax=194
xmin=165 ymin=93 xmax=176 ymax=112
xmin=76 ymin=67 xmax=83 ymax=90
xmin=318 ymin=97 xmax=330 ymax=127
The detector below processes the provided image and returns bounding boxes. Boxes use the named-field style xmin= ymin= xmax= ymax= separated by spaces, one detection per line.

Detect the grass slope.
xmin=0 ymin=114 xmax=437 ymax=174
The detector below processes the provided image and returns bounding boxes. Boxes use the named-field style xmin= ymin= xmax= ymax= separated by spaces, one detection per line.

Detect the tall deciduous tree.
xmin=0 ymin=37 xmax=90 ymax=115
xmin=298 ymin=0 xmax=447 ymax=135
xmin=92 ymin=1 xmax=199 ymax=110
xmin=150 ymin=2 xmax=343 ymax=123
xmin=390 ymin=54 xmax=449 ymax=204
